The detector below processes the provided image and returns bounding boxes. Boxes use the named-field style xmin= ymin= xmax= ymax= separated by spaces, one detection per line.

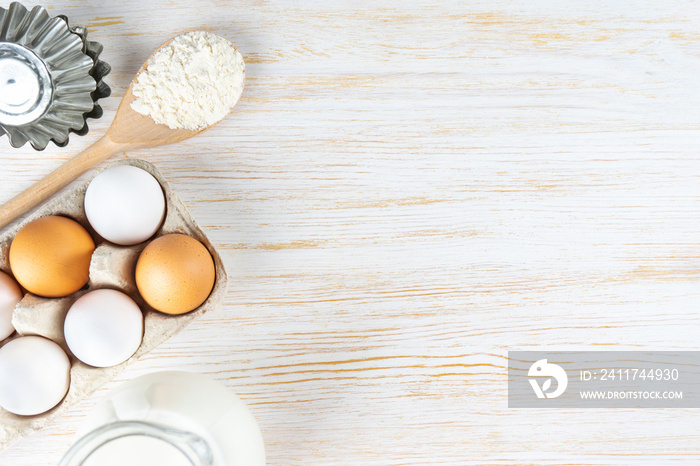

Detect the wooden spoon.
xmin=0 ymin=35 xmax=243 ymax=229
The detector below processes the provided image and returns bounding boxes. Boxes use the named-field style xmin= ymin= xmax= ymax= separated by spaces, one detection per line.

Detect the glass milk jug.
xmin=59 ymin=371 xmax=265 ymax=466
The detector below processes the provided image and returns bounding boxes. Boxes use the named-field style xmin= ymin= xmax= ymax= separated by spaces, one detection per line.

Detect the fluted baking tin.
xmin=0 ymin=2 xmax=110 ymax=150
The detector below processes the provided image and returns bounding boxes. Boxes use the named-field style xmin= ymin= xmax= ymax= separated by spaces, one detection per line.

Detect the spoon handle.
xmin=0 ymin=136 xmax=120 ymax=230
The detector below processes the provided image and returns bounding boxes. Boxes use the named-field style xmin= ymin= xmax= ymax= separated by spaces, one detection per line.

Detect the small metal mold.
xmin=0 ymin=2 xmax=111 ymax=150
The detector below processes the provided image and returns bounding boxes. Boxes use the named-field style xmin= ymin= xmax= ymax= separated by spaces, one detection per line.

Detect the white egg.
xmin=0 ymin=271 xmax=22 ymax=341
xmin=0 ymin=336 xmax=71 ymax=416
xmin=84 ymin=165 xmax=166 ymax=245
xmin=64 ymin=289 xmax=144 ymax=368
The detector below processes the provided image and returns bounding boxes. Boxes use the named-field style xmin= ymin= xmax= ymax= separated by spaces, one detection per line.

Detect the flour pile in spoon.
xmin=131 ymin=31 xmax=245 ymax=131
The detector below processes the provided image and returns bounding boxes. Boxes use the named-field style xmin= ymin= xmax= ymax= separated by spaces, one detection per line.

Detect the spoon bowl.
xmin=107 ymin=35 xmax=208 ymax=148
xmin=0 ymin=33 xmax=243 ymax=229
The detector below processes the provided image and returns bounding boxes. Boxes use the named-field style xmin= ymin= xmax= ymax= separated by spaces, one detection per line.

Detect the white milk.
xmin=83 ymin=435 xmax=192 ymax=466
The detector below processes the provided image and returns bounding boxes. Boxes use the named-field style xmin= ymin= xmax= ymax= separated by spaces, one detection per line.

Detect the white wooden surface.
xmin=2 ymin=0 xmax=700 ymax=464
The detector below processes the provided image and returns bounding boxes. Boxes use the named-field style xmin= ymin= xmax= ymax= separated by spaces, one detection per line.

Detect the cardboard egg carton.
xmin=0 ymin=158 xmax=227 ymax=449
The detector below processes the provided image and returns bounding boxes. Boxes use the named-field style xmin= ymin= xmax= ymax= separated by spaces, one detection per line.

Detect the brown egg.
xmin=9 ymin=216 xmax=95 ymax=298
xmin=135 ymin=234 xmax=215 ymax=315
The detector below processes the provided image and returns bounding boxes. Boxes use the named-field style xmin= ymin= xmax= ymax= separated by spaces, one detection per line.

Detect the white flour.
xmin=131 ymin=31 xmax=245 ymax=130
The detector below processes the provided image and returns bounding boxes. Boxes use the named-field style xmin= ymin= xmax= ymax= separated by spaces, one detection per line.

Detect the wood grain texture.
xmin=1 ymin=0 xmax=700 ymax=464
